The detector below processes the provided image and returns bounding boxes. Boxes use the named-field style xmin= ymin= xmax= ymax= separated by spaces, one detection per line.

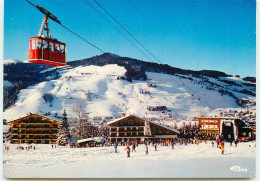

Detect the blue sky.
xmin=4 ymin=0 xmax=256 ymax=77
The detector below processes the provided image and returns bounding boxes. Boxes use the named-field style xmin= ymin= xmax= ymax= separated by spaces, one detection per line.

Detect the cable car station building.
xmin=107 ymin=114 xmax=179 ymax=143
xmin=198 ymin=117 xmax=254 ymax=141
xmin=9 ymin=114 xmax=60 ymax=144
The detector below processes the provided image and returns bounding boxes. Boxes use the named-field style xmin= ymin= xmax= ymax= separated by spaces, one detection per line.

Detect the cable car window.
xmin=37 ymin=39 xmax=42 ymax=49
xmin=55 ymin=44 xmax=60 ymax=52
xmin=49 ymin=42 xmax=54 ymax=51
xmin=60 ymin=44 xmax=65 ymax=54
xmin=43 ymin=40 xmax=48 ymax=50
xmin=31 ymin=39 xmax=36 ymax=50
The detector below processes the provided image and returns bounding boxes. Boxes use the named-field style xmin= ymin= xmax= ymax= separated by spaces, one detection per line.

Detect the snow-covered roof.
xmin=77 ymin=137 xmax=106 ymax=144
xmin=3 ymin=125 xmax=11 ymax=133
xmin=8 ymin=113 xmax=61 ymax=123
xmin=108 ymin=114 xmax=179 ymax=134
xmin=36 ymin=113 xmax=62 ymax=122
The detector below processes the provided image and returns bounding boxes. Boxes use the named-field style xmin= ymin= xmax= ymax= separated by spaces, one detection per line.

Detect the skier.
xmin=211 ymin=142 xmax=214 ymax=147
xmin=235 ymin=139 xmax=238 ymax=147
xmin=216 ymin=138 xmax=220 ymax=148
xmin=171 ymin=141 xmax=174 ymax=149
xmin=52 ymin=145 xmax=53 ymax=149
xmin=154 ymin=143 xmax=157 ymax=151
xmin=115 ymin=142 xmax=118 ymax=153
xmin=125 ymin=145 xmax=130 ymax=157
xmin=132 ymin=143 xmax=136 ymax=152
xmin=220 ymin=142 xmax=224 ymax=154
xmin=146 ymin=145 xmax=149 ymax=155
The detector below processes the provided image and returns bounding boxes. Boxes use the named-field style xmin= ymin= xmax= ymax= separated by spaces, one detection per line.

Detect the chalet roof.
xmin=108 ymin=114 xmax=179 ymax=134
xmin=8 ymin=113 xmax=61 ymax=123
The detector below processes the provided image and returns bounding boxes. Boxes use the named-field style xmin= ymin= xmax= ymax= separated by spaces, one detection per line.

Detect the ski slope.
xmin=3 ymin=64 xmax=255 ymax=122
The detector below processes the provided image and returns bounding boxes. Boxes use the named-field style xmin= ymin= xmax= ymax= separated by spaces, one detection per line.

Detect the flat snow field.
xmin=3 ymin=141 xmax=256 ymax=178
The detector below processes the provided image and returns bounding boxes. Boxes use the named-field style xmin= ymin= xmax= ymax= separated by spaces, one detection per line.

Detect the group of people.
xmin=16 ymin=145 xmax=36 ymax=151
xmin=115 ymin=139 xmax=178 ymax=157
xmin=214 ymin=138 xmax=239 ymax=154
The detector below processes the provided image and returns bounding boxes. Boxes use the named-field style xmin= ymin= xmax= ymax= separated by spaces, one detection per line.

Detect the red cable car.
xmin=28 ymin=6 xmax=66 ymax=66
xmin=29 ymin=36 xmax=66 ymax=66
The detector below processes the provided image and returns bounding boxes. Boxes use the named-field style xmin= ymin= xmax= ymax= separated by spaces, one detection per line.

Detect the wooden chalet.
xmin=107 ymin=114 xmax=179 ymax=143
xmin=9 ymin=113 xmax=60 ymax=144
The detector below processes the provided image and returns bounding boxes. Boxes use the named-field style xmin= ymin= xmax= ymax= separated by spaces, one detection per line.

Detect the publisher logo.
xmin=230 ymin=166 xmax=248 ymax=173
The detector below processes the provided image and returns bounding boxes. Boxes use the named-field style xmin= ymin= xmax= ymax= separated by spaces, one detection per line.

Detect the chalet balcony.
xmin=50 ymin=131 xmax=58 ymax=134
xmin=42 ymin=135 xmax=50 ymax=139
xmin=19 ymin=135 xmax=27 ymax=139
xmin=111 ymin=133 xmax=117 ymax=137
xmin=26 ymin=125 xmax=34 ymax=129
xmin=42 ymin=125 xmax=51 ymax=129
xmin=42 ymin=131 xmax=51 ymax=134
xmin=11 ymin=135 xmax=18 ymax=139
xmin=34 ymin=126 xmax=42 ymax=129
xmin=51 ymin=125 xmax=58 ymax=128
xmin=26 ymin=130 xmax=37 ymax=134
xmin=34 ymin=136 xmax=42 ymax=139
xmin=33 ymin=131 xmax=42 ymax=134
xmin=12 ymin=130 xmax=18 ymax=134
xmin=50 ymin=135 xmax=57 ymax=139
xmin=19 ymin=130 xmax=26 ymax=134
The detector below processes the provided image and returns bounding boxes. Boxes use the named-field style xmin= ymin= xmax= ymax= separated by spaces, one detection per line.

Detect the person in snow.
xmin=220 ymin=142 xmax=224 ymax=154
xmin=211 ymin=142 xmax=214 ymax=147
xmin=154 ymin=143 xmax=157 ymax=151
xmin=125 ymin=145 xmax=130 ymax=157
xmin=146 ymin=145 xmax=149 ymax=155
xmin=171 ymin=141 xmax=174 ymax=149
xmin=216 ymin=138 xmax=220 ymax=148
xmin=115 ymin=142 xmax=118 ymax=153
xmin=230 ymin=140 xmax=233 ymax=146
xmin=235 ymin=139 xmax=238 ymax=147
xmin=132 ymin=143 xmax=136 ymax=152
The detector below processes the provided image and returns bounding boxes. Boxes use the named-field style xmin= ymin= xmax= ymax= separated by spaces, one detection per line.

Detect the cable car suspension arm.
xmin=25 ymin=0 xmax=105 ymax=53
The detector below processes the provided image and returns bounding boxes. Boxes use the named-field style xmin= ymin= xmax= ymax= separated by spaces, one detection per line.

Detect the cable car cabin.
xmin=29 ymin=37 xmax=66 ymax=66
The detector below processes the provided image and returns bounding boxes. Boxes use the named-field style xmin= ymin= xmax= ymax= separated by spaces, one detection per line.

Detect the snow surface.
xmin=3 ymin=64 xmax=256 ymax=122
xmin=3 ymin=59 xmax=19 ymax=65
xmin=3 ymin=141 xmax=256 ymax=178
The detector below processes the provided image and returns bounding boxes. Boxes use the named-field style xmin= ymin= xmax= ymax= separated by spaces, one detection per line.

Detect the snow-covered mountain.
xmin=3 ymin=54 xmax=256 ymax=122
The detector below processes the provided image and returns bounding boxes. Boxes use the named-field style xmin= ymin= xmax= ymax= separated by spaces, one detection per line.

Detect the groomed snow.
xmin=3 ymin=141 xmax=255 ymax=178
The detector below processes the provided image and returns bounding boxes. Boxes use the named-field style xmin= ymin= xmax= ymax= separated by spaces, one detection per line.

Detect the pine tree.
xmin=57 ymin=109 xmax=71 ymax=146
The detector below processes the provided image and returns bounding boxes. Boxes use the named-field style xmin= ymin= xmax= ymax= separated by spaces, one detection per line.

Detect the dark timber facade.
xmin=9 ymin=114 xmax=60 ymax=144
xmin=108 ymin=114 xmax=179 ymax=143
